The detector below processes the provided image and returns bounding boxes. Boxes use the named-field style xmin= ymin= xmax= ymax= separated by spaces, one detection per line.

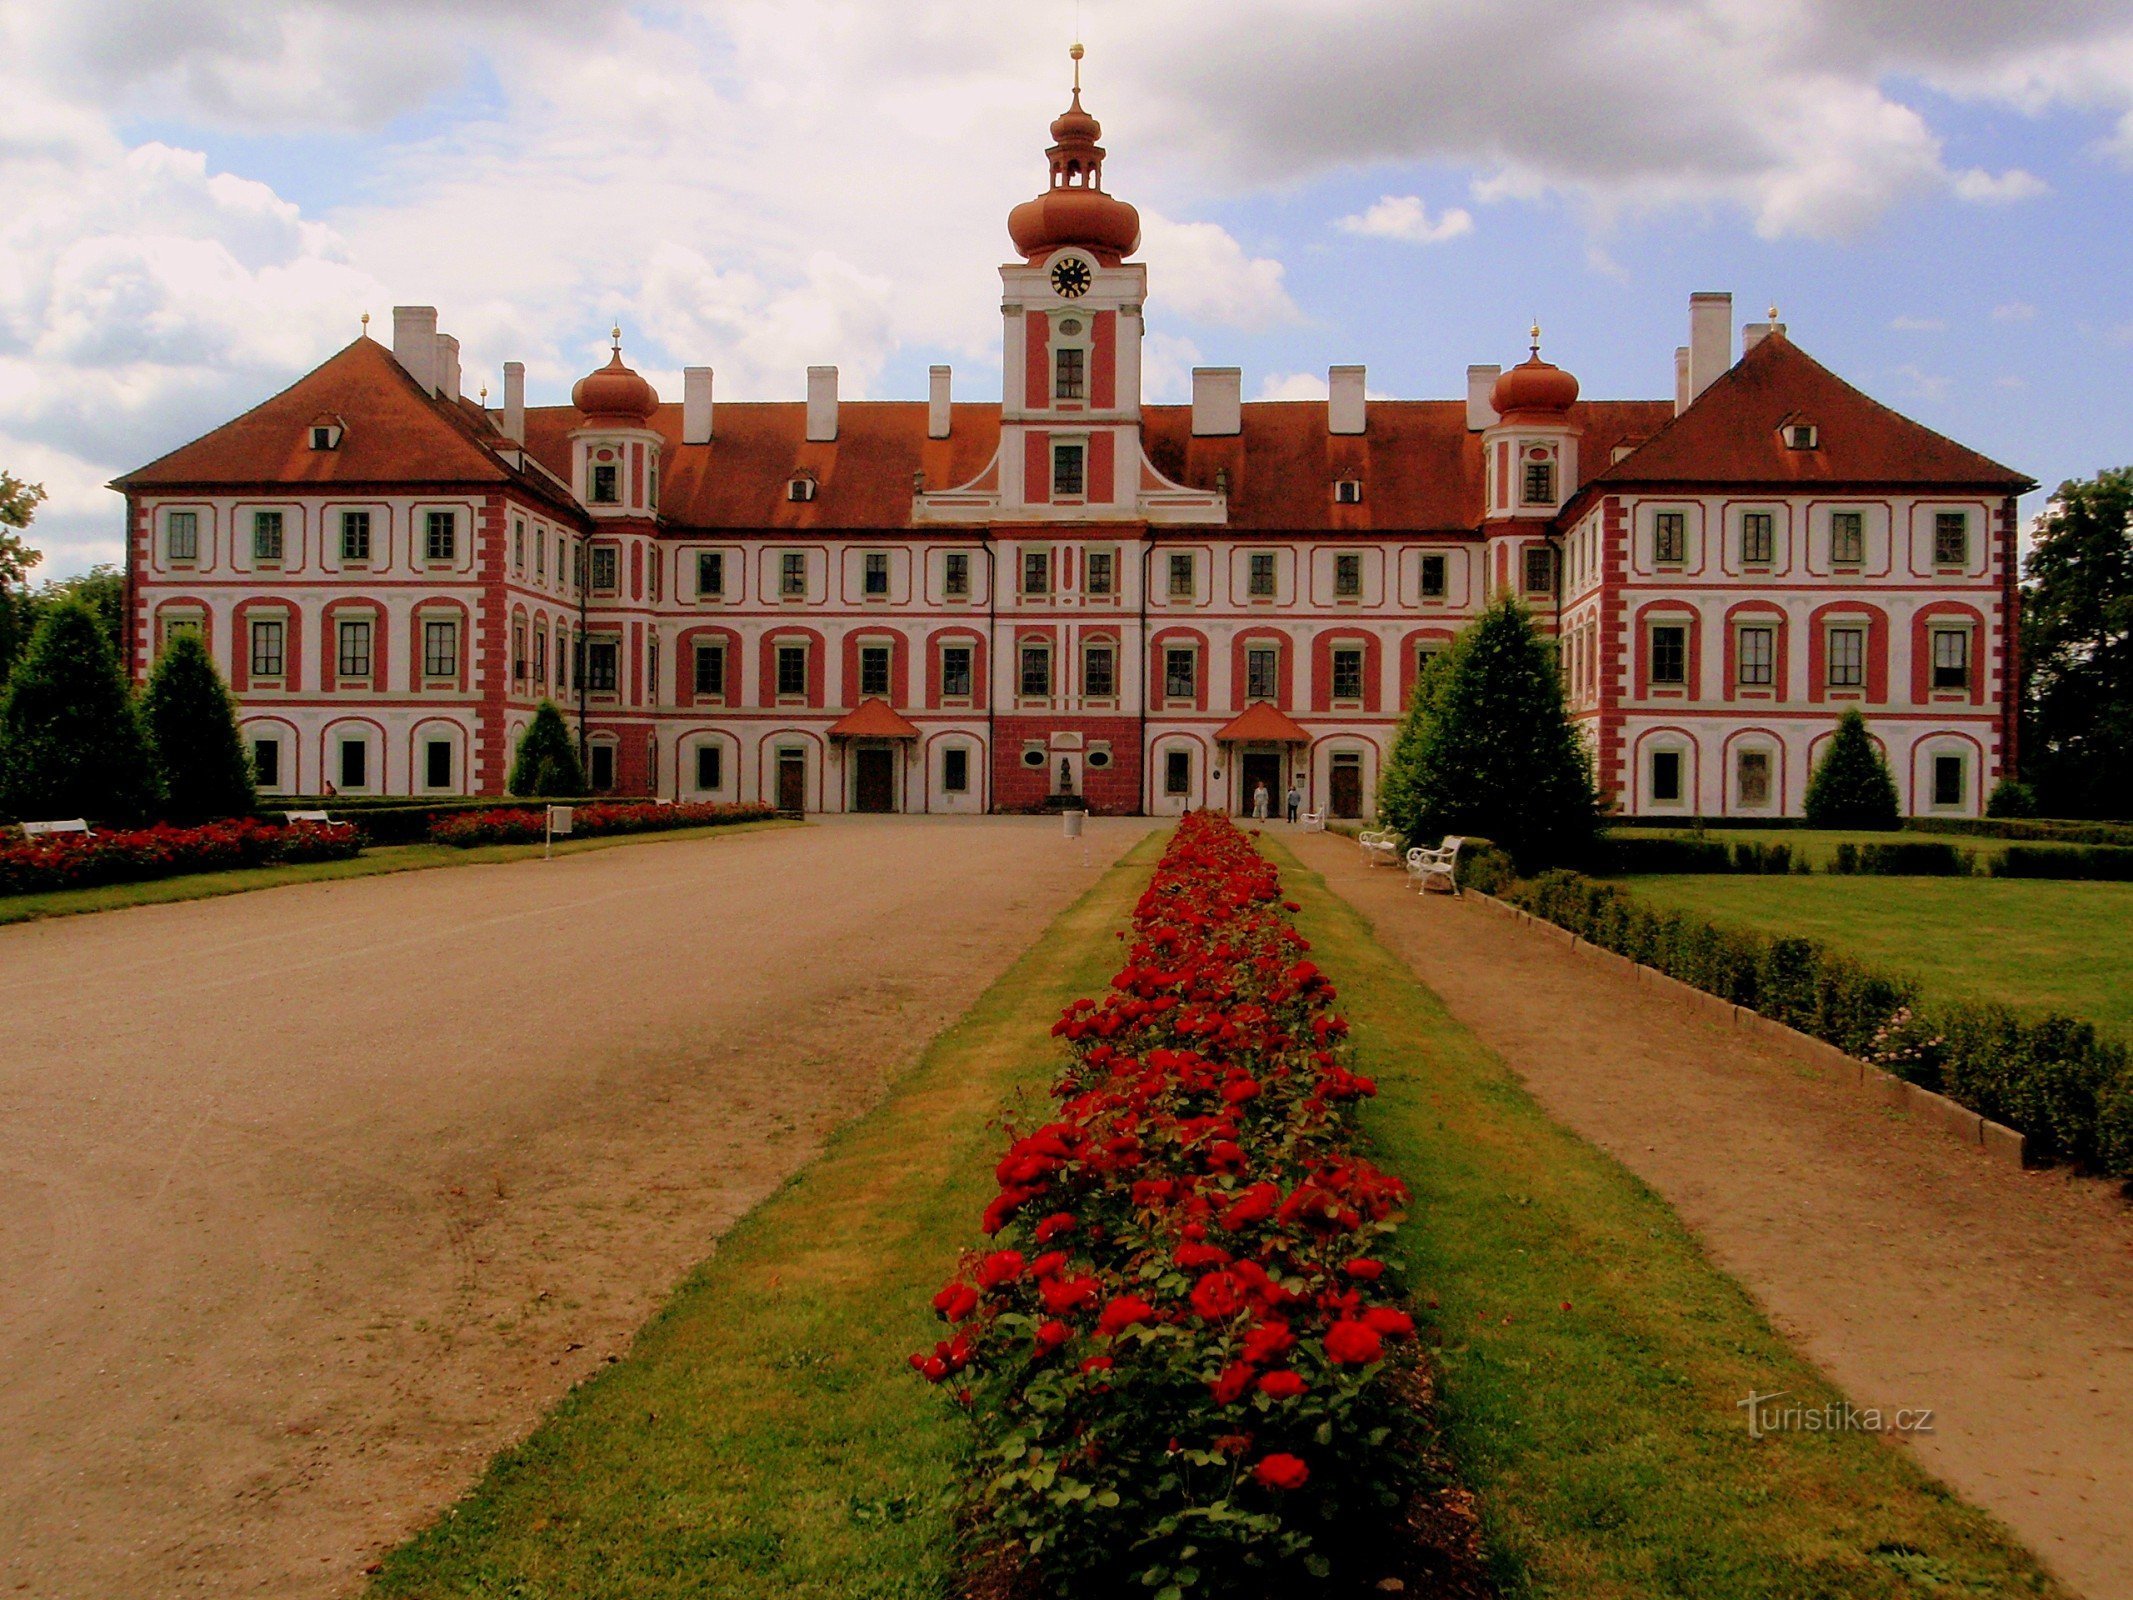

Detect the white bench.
xmin=1301 ymin=811 xmax=1326 ymax=833
xmin=18 ymin=819 xmax=91 ymax=840
xmin=1406 ymin=835 xmax=1465 ymax=895
xmin=284 ymin=810 xmax=332 ymax=826
xmin=1357 ymin=829 xmax=1403 ymax=867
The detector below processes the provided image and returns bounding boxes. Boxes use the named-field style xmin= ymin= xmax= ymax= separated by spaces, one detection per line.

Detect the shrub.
xmin=1456 ymin=836 xmax=1517 ymax=895
xmin=429 ymin=799 xmax=774 ymax=846
xmin=1603 ymin=836 xmax=1733 ymax=875
xmin=1803 ymin=708 xmax=1900 ymax=830
xmin=508 ymin=700 xmax=586 ymax=797
xmin=0 ymin=817 xmax=358 ymax=895
xmin=1985 ymin=777 xmax=2039 ymax=819
xmin=1829 ymin=840 xmax=1970 ymax=876
xmin=0 ymin=599 xmax=156 ymax=823
xmin=140 ymin=632 xmax=255 ymax=822
xmin=1991 ymin=844 xmax=2133 ymax=881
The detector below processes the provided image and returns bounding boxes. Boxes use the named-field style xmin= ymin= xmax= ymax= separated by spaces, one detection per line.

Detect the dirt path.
xmin=1286 ymin=828 xmax=2133 ymax=1600
xmin=0 ymin=815 xmax=1154 ymax=1600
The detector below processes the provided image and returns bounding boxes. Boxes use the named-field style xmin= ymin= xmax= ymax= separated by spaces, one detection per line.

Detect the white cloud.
xmin=1135 ymin=215 xmax=1300 ymax=331
xmin=1891 ymin=362 xmax=1952 ymax=402
xmin=1334 ymin=195 xmax=1474 ymax=245
xmin=1889 ymin=315 xmax=1946 ymax=332
xmin=1256 ymin=371 xmax=1326 ymax=401
xmin=1139 ymin=333 xmax=1203 ymax=406
xmin=1993 ymin=301 xmax=2039 ymax=321
xmin=1952 ymin=167 xmax=2051 ymax=203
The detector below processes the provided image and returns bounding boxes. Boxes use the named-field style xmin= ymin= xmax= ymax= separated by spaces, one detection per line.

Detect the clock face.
xmin=1050 ymin=256 xmax=1093 ymax=298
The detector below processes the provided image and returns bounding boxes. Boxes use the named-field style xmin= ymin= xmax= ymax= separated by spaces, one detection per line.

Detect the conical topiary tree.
xmin=1803 ymin=707 xmax=1901 ymax=828
xmin=1374 ymin=645 xmax=1451 ymax=839
xmin=0 ymin=598 xmax=157 ymax=823
xmin=1377 ymin=594 xmax=1599 ymax=869
xmin=508 ymin=700 xmax=586 ymax=797
xmin=141 ymin=631 xmax=255 ymax=822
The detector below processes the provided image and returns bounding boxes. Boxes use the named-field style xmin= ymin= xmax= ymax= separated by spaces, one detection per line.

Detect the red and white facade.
xmin=116 ymin=67 xmax=2031 ymax=820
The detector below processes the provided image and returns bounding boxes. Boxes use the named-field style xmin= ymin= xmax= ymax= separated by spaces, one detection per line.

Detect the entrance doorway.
xmin=1330 ymin=753 xmax=1363 ymax=819
xmin=776 ymin=748 xmax=806 ymax=813
xmin=1240 ymin=751 xmax=1283 ymax=817
xmin=854 ymin=746 xmax=895 ymax=813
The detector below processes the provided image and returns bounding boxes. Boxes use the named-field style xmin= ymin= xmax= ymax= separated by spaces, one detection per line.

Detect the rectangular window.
xmin=1741 ymin=511 xmax=1775 ymax=565
xmin=590 ymin=463 xmax=619 ymax=504
xmin=943 ymin=747 xmax=970 ymax=793
xmin=1932 ymin=628 xmax=1971 ymax=691
xmin=1248 ymin=551 xmax=1276 ymax=598
xmin=1737 ymin=750 xmax=1772 ymax=807
xmin=1934 ymin=511 xmax=1970 ymax=567
xmin=1055 ymin=347 xmax=1085 ymax=400
xmin=1651 ymin=749 xmax=1683 ymax=804
xmin=590 ymin=544 xmax=618 ymax=593
xmin=780 ymin=551 xmax=806 ymax=598
xmin=1021 ymin=549 xmax=1050 ymax=596
xmin=941 ymin=644 xmax=973 ymax=699
xmin=1247 ymin=646 xmax=1279 ymax=702
xmin=1335 ymin=552 xmax=1362 ymax=598
xmin=513 ymin=520 xmax=525 ymax=574
xmin=1830 ymin=511 xmax=1864 ymax=566
xmin=1933 ymin=753 xmax=1965 ymax=808
xmin=776 ymin=643 xmax=808 ymax=698
xmin=1420 ymin=552 xmax=1447 ymax=599
xmin=336 ymin=617 xmax=371 ymax=679
xmin=859 ymin=644 xmax=891 ymax=697
xmin=249 ymin=618 xmax=284 ymax=678
xmin=1052 ymin=444 xmax=1085 ymax=498
xmin=1827 ymin=626 xmax=1865 ymax=688
xmin=425 ymin=739 xmax=452 ymax=790
xmin=696 ymin=744 xmax=723 ymax=792
xmin=944 ymin=551 xmax=971 ymax=597
xmin=1653 ymin=511 xmax=1686 ymax=565
xmin=252 ymin=738 xmax=280 ymax=789
xmin=422 ymin=619 xmax=458 ymax=679
xmin=1522 ymin=460 xmax=1555 ymax=505
xmin=425 ymin=510 xmax=456 ymax=564
xmin=1082 ymin=643 xmax=1114 ymax=699
xmin=338 ymin=738 xmax=367 ymax=790
xmin=1523 ymin=545 xmax=1553 ymax=594
xmin=340 ymin=510 xmax=371 ymax=563
xmin=1331 ymin=646 xmax=1364 ymax=702
xmin=1019 ymin=643 xmax=1051 ymax=699
xmin=252 ymin=510 xmax=285 ymax=563
xmin=863 ymin=551 xmax=889 ymax=597
xmin=1416 ymin=644 xmax=1442 ymax=682
xmin=513 ymin=623 xmax=528 ymax=684
xmin=696 ymin=550 xmax=725 ymax=597
xmin=1164 ymin=749 xmax=1191 ymax=797
xmin=1650 ymin=624 xmax=1688 ymax=688
xmin=1737 ymin=625 xmax=1774 ymax=687
xmin=1164 ymin=647 xmax=1196 ymax=702
xmin=533 ymin=629 xmax=547 ymax=688
xmin=1085 ymin=549 xmax=1114 ymax=595
xmin=693 ymin=644 xmax=726 ymax=698
xmin=166 ymin=510 xmax=199 ymax=562
xmin=535 ymin=532 xmax=547 ymax=579
xmin=584 ymin=639 xmax=617 ymax=693
xmin=1168 ymin=553 xmax=1194 ymax=599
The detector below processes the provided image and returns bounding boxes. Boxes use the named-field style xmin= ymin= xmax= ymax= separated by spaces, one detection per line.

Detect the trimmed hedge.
xmin=0 ymin=817 xmax=361 ymax=896
xmin=1830 ymin=840 xmax=1973 ymax=877
xmin=1909 ymin=815 xmax=2133 ymax=848
xmin=1599 ymin=836 xmax=1799 ymax=876
xmin=429 ymin=799 xmax=775 ymax=846
xmin=1990 ymin=844 xmax=2133 ymax=881
xmin=297 ymin=798 xmax=601 ymax=846
xmin=1505 ymin=871 xmax=2133 ymax=1176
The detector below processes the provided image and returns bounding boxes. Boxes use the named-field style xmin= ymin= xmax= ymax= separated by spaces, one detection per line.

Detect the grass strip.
xmin=368 ymin=831 xmax=1166 ymax=1599
xmin=1263 ymin=838 xmax=2063 ymax=1599
xmin=0 ymin=818 xmax=802 ymax=928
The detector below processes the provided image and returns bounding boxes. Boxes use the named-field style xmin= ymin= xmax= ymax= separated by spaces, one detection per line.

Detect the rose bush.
xmin=916 ymin=811 xmax=1426 ymax=1596
xmin=428 ymin=799 xmax=775 ymax=846
xmin=0 ymin=818 xmax=360 ymax=896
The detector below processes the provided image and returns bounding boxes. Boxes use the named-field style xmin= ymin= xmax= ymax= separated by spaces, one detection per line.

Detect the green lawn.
xmin=0 ymin=819 xmax=799 ymax=928
xmin=369 ymin=827 xmax=2060 ymax=1599
xmin=1626 ymin=873 xmax=2133 ymax=1038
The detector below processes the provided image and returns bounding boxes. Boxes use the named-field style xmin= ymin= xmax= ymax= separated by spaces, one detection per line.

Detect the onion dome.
xmin=571 ymin=328 xmax=659 ymax=424
xmin=1007 ymin=44 xmax=1141 ymax=262
xmin=1491 ymin=323 xmax=1580 ymax=417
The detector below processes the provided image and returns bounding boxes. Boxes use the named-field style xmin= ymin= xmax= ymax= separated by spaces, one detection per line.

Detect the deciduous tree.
xmin=2022 ymin=468 xmax=2133 ymax=818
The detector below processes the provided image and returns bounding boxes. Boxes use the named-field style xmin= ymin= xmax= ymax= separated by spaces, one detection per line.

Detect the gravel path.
xmin=1288 ymin=828 xmax=2133 ymax=1600
xmin=0 ymin=815 xmax=1154 ymax=1599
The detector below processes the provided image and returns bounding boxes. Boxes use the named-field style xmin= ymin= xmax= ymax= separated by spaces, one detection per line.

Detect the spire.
xmin=1006 ymin=43 xmax=1141 ymax=261
xmin=1529 ymin=320 xmax=1542 ymax=359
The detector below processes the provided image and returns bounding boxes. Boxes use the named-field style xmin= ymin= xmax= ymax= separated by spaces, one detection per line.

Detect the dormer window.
xmin=1785 ymin=422 xmax=1819 ymax=450
xmin=788 ymin=474 xmax=817 ymax=503
xmin=1334 ymin=478 xmax=1362 ymax=505
xmin=590 ymin=463 xmax=619 ymax=504
xmin=1522 ymin=456 xmax=1556 ymax=506
xmin=309 ymin=422 xmax=343 ymax=451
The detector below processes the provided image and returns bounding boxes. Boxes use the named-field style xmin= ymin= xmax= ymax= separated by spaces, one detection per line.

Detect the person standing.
xmin=1251 ymin=782 xmax=1270 ymax=821
xmin=1285 ymin=782 xmax=1302 ymax=823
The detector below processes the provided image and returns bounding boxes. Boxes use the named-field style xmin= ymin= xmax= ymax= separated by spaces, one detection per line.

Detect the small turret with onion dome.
xmin=1007 ymin=44 xmax=1141 ymax=263
xmin=571 ymin=326 xmax=659 ymax=425
xmin=1491 ymin=321 xmax=1581 ymax=418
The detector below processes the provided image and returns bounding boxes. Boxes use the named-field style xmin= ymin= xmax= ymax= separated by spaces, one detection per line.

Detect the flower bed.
xmin=915 ymin=812 xmax=1438 ymax=1597
xmin=0 ymin=818 xmax=361 ymax=896
xmin=427 ymin=800 xmax=776 ymax=847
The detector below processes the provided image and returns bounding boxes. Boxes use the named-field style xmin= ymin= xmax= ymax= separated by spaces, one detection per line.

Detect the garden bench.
xmin=283 ymin=810 xmax=332 ymax=826
xmin=1301 ymin=811 xmax=1325 ymax=832
xmin=18 ymin=819 xmax=91 ymax=840
xmin=1357 ymin=829 xmax=1402 ymax=867
xmin=1405 ymin=835 xmax=1464 ymax=895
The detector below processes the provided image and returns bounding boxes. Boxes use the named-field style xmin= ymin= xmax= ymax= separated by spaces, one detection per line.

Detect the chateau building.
xmin=115 ymin=56 xmax=2031 ymax=820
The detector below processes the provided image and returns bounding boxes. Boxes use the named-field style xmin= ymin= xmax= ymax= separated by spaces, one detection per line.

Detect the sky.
xmin=4 ymin=0 xmax=2133 ymax=576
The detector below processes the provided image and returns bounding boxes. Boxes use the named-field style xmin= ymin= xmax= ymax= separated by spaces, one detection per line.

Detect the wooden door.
xmin=776 ymin=750 xmax=806 ymax=813
xmin=854 ymin=747 xmax=895 ymax=813
xmin=1330 ymin=757 xmax=1363 ymax=819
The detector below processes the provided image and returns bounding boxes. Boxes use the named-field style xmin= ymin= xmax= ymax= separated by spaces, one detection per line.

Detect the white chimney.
xmin=435 ymin=333 xmax=461 ymax=400
xmin=1466 ymin=364 xmax=1501 ymax=431
xmin=806 ymin=365 xmax=839 ymax=442
xmin=501 ymin=361 xmax=525 ymax=443
xmin=683 ymin=366 xmax=714 ymax=444
xmin=1742 ymin=318 xmax=1786 ymax=354
xmin=1688 ymin=291 xmax=1732 ymax=402
xmin=928 ymin=365 xmax=952 ymax=439
xmin=1191 ymin=367 xmax=1241 ymax=437
xmin=392 ymin=305 xmax=439 ymax=395
xmin=1674 ymin=346 xmax=1691 ymax=416
xmin=1328 ymin=365 xmax=1366 ymax=435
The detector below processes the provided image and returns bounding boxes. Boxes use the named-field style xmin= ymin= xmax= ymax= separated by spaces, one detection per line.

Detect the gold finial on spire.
xmin=479 ymin=382 xmax=489 ymax=406
xmin=611 ymin=324 xmax=622 ymax=353
xmin=1768 ymin=303 xmax=1780 ymax=321
xmin=360 ymin=311 xmax=370 ymax=337
xmin=1070 ymin=39 xmax=1083 ymax=94
xmin=1529 ymin=320 xmax=1542 ymax=358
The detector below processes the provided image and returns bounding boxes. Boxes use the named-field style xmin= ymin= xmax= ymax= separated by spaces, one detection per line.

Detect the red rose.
xmin=1343 ymin=1258 xmax=1386 ymax=1280
xmin=1242 ymin=1321 xmax=1295 ymax=1363
xmin=931 ymin=1281 xmax=980 ymax=1322
xmin=1219 ymin=1182 xmax=1281 ymax=1231
xmin=1209 ymin=1361 xmax=1254 ymax=1405
xmin=975 ymin=1250 xmax=1025 ymax=1288
xmin=1219 ymin=1075 xmax=1261 ymax=1104
xmin=1097 ymin=1295 xmax=1157 ymax=1336
xmin=1034 ymin=1319 xmax=1073 ymax=1353
xmin=1034 ymin=1212 xmax=1078 ymax=1243
xmin=1029 ymin=1250 xmax=1069 ymax=1278
xmin=1252 ymin=1452 xmax=1310 ymax=1490
xmin=1360 ymin=1306 xmax=1414 ymax=1338
xmin=1323 ymin=1319 xmax=1383 ymax=1365
xmin=1174 ymin=1241 xmax=1231 ymax=1271
xmin=1080 ymin=1355 xmax=1114 ymax=1376
xmin=1189 ymin=1271 xmax=1246 ymax=1321
xmin=1040 ymin=1274 xmax=1100 ymax=1315
xmin=1256 ymin=1370 xmax=1307 ymax=1399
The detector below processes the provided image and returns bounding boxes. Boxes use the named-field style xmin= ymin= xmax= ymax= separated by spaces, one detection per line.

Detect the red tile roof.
xmin=1214 ymin=701 xmax=1313 ymax=743
xmin=826 ymin=697 xmax=922 ymax=739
